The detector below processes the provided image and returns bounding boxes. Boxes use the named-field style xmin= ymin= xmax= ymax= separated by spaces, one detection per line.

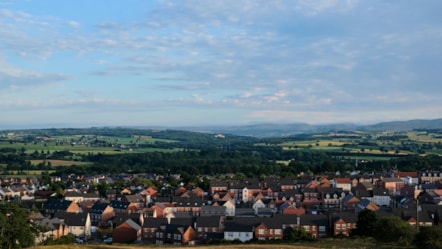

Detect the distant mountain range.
xmin=175 ymin=118 xmax=442 ymax=137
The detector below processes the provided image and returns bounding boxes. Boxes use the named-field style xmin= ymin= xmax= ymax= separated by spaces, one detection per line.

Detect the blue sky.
xmin=1 ymin=0 xmax=441 ymax=128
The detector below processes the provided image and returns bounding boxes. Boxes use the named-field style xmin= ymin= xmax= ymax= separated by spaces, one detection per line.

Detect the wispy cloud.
xmin=0 ymin=0 xmax=441 ymax=127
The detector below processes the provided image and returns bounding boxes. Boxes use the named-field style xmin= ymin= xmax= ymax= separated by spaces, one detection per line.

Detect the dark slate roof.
xmin=142 ymin=217 xmax=168 ymax=228
xmin=161 ymin=224 xmax=190 ymax=234
xmin=89 ymin=202 xmax=110 ymax=213
xmin=112 ymin=213 xmax=142 ymax=227
xmin=46 ymin=199 xmax=73 ymax=210
xmin=333 ymin=212 xmax=358 ymax=223
xmin=224 ymin=221 xmax=254 ymax=232
xmin=109 ymin=200 xmax=130 ymax=210
xmin=169 ymin=217 xmax=195 ymax=227
xmin=300 ymin=214 xmax=328 ymax=227
xmin=235 ymin=208 xmax=255 ymax=217
xmin=56 ymin=213 xmax=89 ymax=226
xmin=195 ymin=216 xmax=222 ymax=227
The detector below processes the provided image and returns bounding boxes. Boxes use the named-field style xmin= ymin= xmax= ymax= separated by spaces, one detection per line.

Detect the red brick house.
xmin=254 ymin=222 xmax=284 ymax=240
xmin=112 ymin=219 xmax=142 ymax=243
xmin=333 ymin=212 xmax=358 ymax=236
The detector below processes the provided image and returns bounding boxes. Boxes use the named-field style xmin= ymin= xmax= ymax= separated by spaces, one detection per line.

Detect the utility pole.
xmin=416 ymin=198 xmax=419 ymax=230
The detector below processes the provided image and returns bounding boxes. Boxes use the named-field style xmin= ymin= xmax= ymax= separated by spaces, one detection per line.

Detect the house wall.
xmin=224 ymin=231 xmax=253 ymax=242
xmin=112 ymin=224 xmax=138 ymax=243
xmin=334 ymin=219 xmax=356 ymax=236
xmin=255 ymin=224 xmax=283 ymax=240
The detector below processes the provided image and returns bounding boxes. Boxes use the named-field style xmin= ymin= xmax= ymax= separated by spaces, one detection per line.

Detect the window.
xmin=198 ymin=227 xmax=202 ymax=232
xmin=259 ymin=229 xmax=265 ymax=235
xmin=275 ymin=229 xmax=281 ymax=235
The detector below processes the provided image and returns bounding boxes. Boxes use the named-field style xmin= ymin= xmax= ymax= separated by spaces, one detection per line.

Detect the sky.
xmin=1 ymin=0 xmax=442 ymax=129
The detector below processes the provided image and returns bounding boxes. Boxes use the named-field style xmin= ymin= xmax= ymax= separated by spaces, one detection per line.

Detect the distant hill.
xmin=361 ymin=118 xmax=442 ymax=131
xmin=178 ymin=118 xmax=442 ymax=137
xmin=2 ymin=118 xmax=442 ymax=138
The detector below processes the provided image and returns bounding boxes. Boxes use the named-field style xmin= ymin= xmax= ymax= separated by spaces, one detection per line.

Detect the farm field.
xmin=0 ymin=135 xmax=181 ymax=155
xmin=273 ymin=130 xmax=442 ymax=160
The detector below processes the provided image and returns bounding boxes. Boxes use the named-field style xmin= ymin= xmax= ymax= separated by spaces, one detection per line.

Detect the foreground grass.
xmin=29 ymin=237 xmax=415 ymax=249
xmin=31 ymin=245 xmax=316 ymax=249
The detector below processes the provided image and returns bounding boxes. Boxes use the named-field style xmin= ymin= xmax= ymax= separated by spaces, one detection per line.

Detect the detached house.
xmin=333 ymin=212 xmax=358 ymax=236
xmin=112 ymin=219 xmax=142 ymax=243
xmin=54 ymin=212 xmax=91 ymax=237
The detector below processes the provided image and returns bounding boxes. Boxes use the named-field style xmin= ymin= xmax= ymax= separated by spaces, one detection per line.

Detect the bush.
xmin=414 ymin=226 xmax=442 ymax=249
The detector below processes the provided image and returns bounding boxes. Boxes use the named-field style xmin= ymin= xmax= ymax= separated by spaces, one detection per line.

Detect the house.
xmin=420 ymin=189 xmax=442 ymax=205
xmin=321 ymin=188 xmax=345 ymax=209
xmin=356 ymin=199 xmax=379 ymax=213
xmin=224 ymin=220 xmax=254 ymax=242
xmin=89 ymin=202 xmax=115 ymax=227
xmin=302 ymin=188 xmax=320 ymax=206
xmin=254 ymin=220 xmax=284 ymax=240
xmin=200 ymin=205 xmax=226 ymax=216
xmin=155 ymin=224 xmax=196 ymax=245
xmin=333 ymin=212 xmax=358 ymax=236
xmin=105 ymin=189 xmax=117 ymax=201
xmin=45 ymin=199 xmax=80 ymax=217
xmin=111 ymin=212 xmax=144 ymax=228
xmin=54 ymin=212 xmax=91 ymax=237
xmin=420 ymin=171 xmax=442 ymax=184
xmin=333 ymin=178 xmax=351 ymax=191
xmin=195 ymin=216 xmax=224 ymax=239
xmin=279 ymin=177 xmax=296 ymax=191
xmin=394 ymin=171 xmax=419 ymax=185
xmin=299 ymin=214 xmax=328 ymax=238
xmin=142 ymin=217 xmax=168 ymax=242
xmin=281 ymin=205 xmax=306 ymax=216
xmin=110 ymin=200 xmax=135 ymax=213
xmin=235 ymin=208 xmax=256 ymax=217
xmin=379 ymin=178 xmax=404 ymax=195
xmin=64 ymin=191 xmax=100 ymax=203
xmin=372 ymin=188 xmax=391 ymax=207
xmin=112 ymin=219 xmax=142 ymax=243
xmin=212 ymin=199 xmax=235 ymax=216
xmin=34 ymin=217 xmax=68 ymax=242
xmin=122 ymin=194 xmax=146 ymax=208
xmin=341 ymin=193 xmax=360 ymax=211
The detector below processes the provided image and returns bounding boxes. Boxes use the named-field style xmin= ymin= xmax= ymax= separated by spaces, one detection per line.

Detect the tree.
xmin=353 ymin=209 xmax=377 ymax=237
xmin=0 ymin=204 xmax=36 ymax=249
xmin=374 ymin=216 xmax=414 ymax=245
xmin=414 ymin=226 xmax=442 ymax=249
